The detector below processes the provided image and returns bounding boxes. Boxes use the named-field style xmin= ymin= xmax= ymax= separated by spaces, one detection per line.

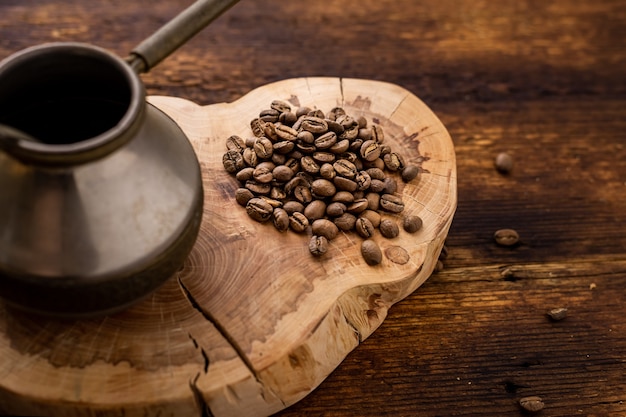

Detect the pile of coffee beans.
xmin=222 ymin=100 xmax=423 ymax=265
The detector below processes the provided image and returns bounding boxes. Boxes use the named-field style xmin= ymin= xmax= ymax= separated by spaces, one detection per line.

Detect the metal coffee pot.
xmin=0 ymin=0 xmax=239 ymax=317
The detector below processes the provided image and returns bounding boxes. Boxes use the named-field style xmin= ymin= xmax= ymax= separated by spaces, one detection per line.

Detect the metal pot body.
xmin=0 ymin=43 xmax=203 ymax=317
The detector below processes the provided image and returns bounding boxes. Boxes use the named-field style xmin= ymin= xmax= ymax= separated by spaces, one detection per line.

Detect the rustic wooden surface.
xmin=1 ymin=0 xmax=625 ymax=416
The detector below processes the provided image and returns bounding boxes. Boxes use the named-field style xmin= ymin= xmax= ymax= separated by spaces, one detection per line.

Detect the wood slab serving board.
xmin=0 ymin=77 xmax=456 ymax=417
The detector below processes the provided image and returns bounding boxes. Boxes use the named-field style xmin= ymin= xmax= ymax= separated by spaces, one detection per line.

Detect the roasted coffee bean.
xmin=273 ymin=165 xmax=295 ymax=182
xmin=379 ymin=219 xmax=399 ymax=238
xmin=519 ymin=396 xmax=544 ymax=413
xmin=289 ymin=212 xmax=309 ymax=232
xmin=379 ymin=144 xmax=391 ymax=155
xmin=332 ymin=191 xmax=355 ymax=204
xmin=253 ymin=138 xmax=273 ymax=159
xmin=273 ymin=140 xmax=295 ymax=154
xmin=383 ymin=177 xmax=398 ymax=194
xmin=296 ymin=141 xmax=317 ymax=154
xmin=360 ymin=140 xmax=381 ymax=162
xmin=271 ymin=100 xmax=292 ymax=114
xmin=235 ymin=167 xmax=254 ymax=182
xmin=341 ymin=124 xmax=360 ymax=141
xmin=333 ymin=176 xmax=358 ymax=192
xmin=311 ymin=178 xmax=336 ymax=198
xmin=326 ymin=202 xmax=347 ymax=217
xmin=300 ymin=156 xmax=320 ymax=174
xmin=312 ymin=219 xmax=339 ymax=240
xmin=365 ymin=158 xmax=385 ymax=170
xmin=348 ymin=137 xmax=364 ymax=152
xmin=326 ymin=107 xmax=346 ymax=121
xmin=252 ymin=164 xmax=274 ymax=183
xmin=270 ymin=186 xmax=287 ymax=200
xmin=336 ymin=114 xmax=356 ymax=129
xmin=260 ymin=196 xmax=282 ymax=209
xmin=250 ymin=118 xmax=266 ymax=137
xmin=383 ymin=152 xmax=404 ymax=171
xmin=355 ymin=170 xmax=372 ymax=191
xmin=276 ymin=124 xmax=298 ymax=141
xmin=279 ymin=111 xmax=297 ymax=125
xmin=371 ymin=124 xmax=384 ymax=143
xmin=242 ymin=147 xmax=258 ymax=167
xmin=259 ymin=108 xmax=280 ymax=123
xmin=309 ymin=235 xmax=328 ymax=256
xmin=320 ymin=163 xmax=336 ymax=180
xmin=361 ymin=239 xmax=382 ymax=265
xmin=333 ymin=159 xmax=357 ymax=178
xmin=308 ymin=109 xmax=325 ymax=119
xmin=494 ymin=228 xmax=519 ymax=246
xmin=312 ymin=151 xmax=336 ymax=164
xmin=304 ymin=199 xmax=327 ymax=221
xmin=347 ymin=198 xmax=369 ymax=214
xmin=263 ymin=122 xmax=278 ymax=141
xmin=272 ymin=208 xmax=289 ymax=232
xmin=380 ymin=194 xmax=405 ymax=213
xmin=246 ymin=198 xmax=273 ymax=222
xmin=283 ymin=200 xmax=305 ymax=214
xmin=403 ymin=215 xmax=423 ymax=233
xmin=326 ymin=119 xmax=345 ymax=135
xmin=226 ymin=135 xmax=246 ymax=152
xmin=284 ymin=157 xmax=300 ymax=173
xmin=329 ymin=139 xmax=350 ymax=154
xmin=401 ymin=165 xmax=420 ymax=182
xmin=301 ymin=116 xmax=328 ymax=134
xmin=297 ymin=130 xmax=315 ymax=144
xmin=359 ymin=210 xmax=381 ymax=228
xmin=271 ymin=153 xmax=286 ymax=165
xmin=355 ymin=217 xmax=375 ymax=238
xmin=334 ymin=213 xmax=357 ymax=231
xmin=366 ymin=167 xmax=386 ymax=180
xmin=293 ymin=185 xmax=313 ymax=204
xmin=296 ymin=106 xmax=311 ymax=118
xmin=235 ymin=188 xmax=254 ymax=206
xmin=223 ymin=150 xmax=245 ymax=173
xmin=314 ymin=131 xmax=337 ymax=149
xmin=356 ymin=115 xmax=367 ymax=129
xmin=495 ymin=152 xmax=513 ymax=174
xmin=369 ymin=179 xmax=385 ymax=193
xmin=365 ymin=192 xmax=380 ymax=210
xmin=358 ymin=128 xmax=372 ymax=141
xmin=245 ymin=180 xmax=270 ymax=195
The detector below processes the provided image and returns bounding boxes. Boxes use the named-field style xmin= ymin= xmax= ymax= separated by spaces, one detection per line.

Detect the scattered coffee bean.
xmin=361 ymin=239 xmax=382 ymax=265
xmin=494 ymin=228 xmax=520 ymax=246
xmin=495 ymin=152 xmax=513 ymax=174
xmin=222 ymin=101 xmax=428 ymax=262
xmin=519 ymin=396 xmax=544 ymax=413
xmin=547 ymin=307 xmax=568 ymax=321
xmin=403 ymin=215 xmax=423 ymax=233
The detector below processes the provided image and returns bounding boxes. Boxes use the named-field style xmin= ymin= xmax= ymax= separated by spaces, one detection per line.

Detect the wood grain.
xmin=1 ymin=0 xmax=625 ymax=416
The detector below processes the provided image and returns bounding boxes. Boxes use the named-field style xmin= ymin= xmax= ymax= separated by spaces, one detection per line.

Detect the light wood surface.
xmin=0 ymin=78 xmax=456 ymax=416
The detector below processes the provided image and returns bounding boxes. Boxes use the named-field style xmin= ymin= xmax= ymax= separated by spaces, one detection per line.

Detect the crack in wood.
xmin=189 ymin=372 xmax=215 ymax=417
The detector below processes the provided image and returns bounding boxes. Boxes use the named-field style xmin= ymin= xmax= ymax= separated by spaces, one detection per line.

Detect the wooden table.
xmin=1 ymin=0 xmax=625 ymax=415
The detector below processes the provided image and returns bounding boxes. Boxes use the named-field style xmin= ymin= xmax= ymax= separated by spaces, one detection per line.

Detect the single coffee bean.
xmin=326 ymin=107 xmax=346 ymax=121
xmin=263 ymin=122 xmax=278 ymax=141
xmin=329 ymin=139 xmax=350 ymax=154
xmin=340 ymin=124 xmax=359 ymax=141
xmin=358 ymin=127 xmax=372 ymax=141
xmin=301 ymin=116 xmax=328 ymax=134
xmin=226 ymin=135 xmax=246 ymax=152
xmin=283 ymin=200 xmax=305 ymax=215
xmin=360 ymin=140 xmax=381 ymax=162
xmin=245 ymin=180 xmax=270 ymax=195
xmin=311 ymin=219 xmax=339 ymax=240
xmin=359 ymin=210 xmax=381 ymax=228
xmin=383 ymin=177 xmax=397 ymax=194
xmin=245 ymin=137 xmax=257 ymax=147
xmin=355 ymin=170 xmax=372 ymax=191
xmin=379 ymin=219 xmax=399 ymax=238
xmin=401 ymin=165 xmax=420 ymax=182
xmin=347 ymin=198 xmax=369 ymax=214
xmin=235 ymin=166 xmax=254 ymax=182
xmin=272 ymin=208 xmax=289 ymax=232
xmin=365 ymin=192 xmax=380 ymax=210
xmin=355 ymin=217 xmax=375 ymax=238
xmin=519 ymin=396 xmax=544 ymax=413
xmin=333 ymin=159 xmax=357 ymax=179
xmin=380 ymin=194 xmax=405 ymax=213
xmin=309 ymin=235 xmax=328 ymax=256
xmin=495 ymin=152 xmax=513 ymax=174
xmin=253 ymin=137 xmax=273 ymax=159
xmin=250 ymin=118 xmax=266 ymax=137
xmin=369 ymin=179 xmax=385 ymax=193
xmin=326 ymin=202 xmax=347 ymax=217
xmin=293 ymin=185 xmax=313 ymax=204
xmin=356 ymin=115 xmax=367 ymax=129
xmin=333 ymin=176 xmax=358 ymax=192
xmin=284 ymin=176 xmax=306 ymax=195
xmin=336 ymin=114 xmax=356 ymax=129
xmin=270 ymin=186 xmax=286 ymax=200
xmin=320 ymin=163 xmax=336 ymax=180
xmin=296 ymin=141 xmax=317 ymax=154
xmin=334 ymin=213 xmax=357 ymax=231
xmin=279 ymin=111 xmax=297 ymax=125
xmin=383 ymin=152 xmax=405 ymax=171
xmin=371 ymin=124 xmax=384 ymax=143
xmin=271 ymin=99 xmax=291 ymax=114
xmin=332 ymin=191 xmax=355 ymax=204
xmin=297 ymin=130 xmax=315 ymax=144
xmin=361 ymin=239 xmax=382 ymax=265
xmin=296 ymin=106 xmax=311 ymax=118
xmin=304 ymin=200 xmax=327 ymax=221
xmin=223 ymin=150 xmax=245 ymax=173
xmin=273 ymin=140 xmax=295 ymax=154
xmin=348 ymin=137 xmax=364 ymax=152
xmin=271 ymin=153 xmax=286 ymax=165
xmin=246 ymin=198 xmax=273 ymax=222
xmin=379 ymin=144 xmax=392 ymax=155
xmin=242 ymin=147 xmax=258 ymax=167
xmin=252 ymin=164 xmax=274 ymax=183
xmin=326 ymin=119 xmax=345 ymax=135
xmin=260 ymin=196 xmax=282 ymax=209
xmin=235 ymin=188 xmax=254 ymax=206
xmin=312 ymin=151 xmax=336 ymax=164
xmin=547 ymin=307 xmax=568 ymax=321
xmin=494 ymin=228 xmax=519 ymax=246
xmin=311 ymin=178 xmax=336 ymax=198
xmin=259 ymin=108 xmax=280 ymax=123
xmin=301 ymin=156 xmax=320 ymax=174
xmin=314 ymin=131 xmax=337 ymax=149
xmin=366 ymin=167 xmax=386 ymax=180
xmin=275 ymin=124 xmax=299 ymax=141
xmin=284 ymin=157 xmax=300 ymax=173
xmin=273 ymin=165 xmax=295 ymax=182
xmin=289 ymin=212 xmax=309 ymax=232
xmin=403 ymin=215 xmax=423 ymax=233
xmin=308 ymin=109 xmax=325 ymax=119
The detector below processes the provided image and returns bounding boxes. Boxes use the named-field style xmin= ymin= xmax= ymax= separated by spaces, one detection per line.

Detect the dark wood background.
xmin=1 ymin=0 xmax=625 ymax=416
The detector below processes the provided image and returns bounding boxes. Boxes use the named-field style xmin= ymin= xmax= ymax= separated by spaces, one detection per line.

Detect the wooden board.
xmin=0 ymin=77 xmax=456 ymax=417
